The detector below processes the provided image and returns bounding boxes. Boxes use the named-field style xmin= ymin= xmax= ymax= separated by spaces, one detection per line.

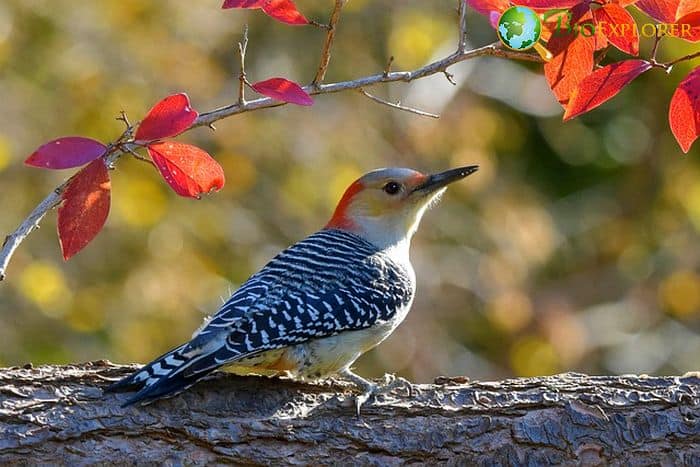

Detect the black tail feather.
xmin=121 ymin=368 xmax=205 ymax=406
xmin=105 ymin=342 xmax=231 ymax=406
xmin=104 ymin=343 xmax=189 ymax=395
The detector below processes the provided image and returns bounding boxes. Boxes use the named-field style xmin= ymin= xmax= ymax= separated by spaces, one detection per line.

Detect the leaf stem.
xmin=238 ymin=25 xmax=249 ymax=105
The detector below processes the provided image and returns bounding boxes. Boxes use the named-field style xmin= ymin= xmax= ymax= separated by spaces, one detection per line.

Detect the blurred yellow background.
xmin=1 ymin=0 xmax=699 ymax=381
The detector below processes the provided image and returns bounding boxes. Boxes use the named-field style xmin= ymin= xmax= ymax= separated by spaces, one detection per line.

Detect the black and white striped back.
xmin=107 ymin=228 xmax=415 ymax=404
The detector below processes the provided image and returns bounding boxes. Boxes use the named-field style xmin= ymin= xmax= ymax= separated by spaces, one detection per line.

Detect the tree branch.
xmin=237 ymin=25 xmax=249 ymax=105
xmin=313 ymin=0 xmax=346 ymax=86
xmin=1 ymin=362 xmax=699 ymax=464
xmin=359 ymin=88 xmax=440 ymax=119
xmin=457 ymin=0 xmax=468 ymax=53
xmin=0 ymin=17 xmax=541 ymax=282
xmin=665 ymin=50 xmax=700 ymax=68
xmin=196 ymin=42 xmax=541 ymax=127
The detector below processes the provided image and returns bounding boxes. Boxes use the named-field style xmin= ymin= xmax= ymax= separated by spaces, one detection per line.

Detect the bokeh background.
xmin=1 ymin=0 xmax=699 ymax=382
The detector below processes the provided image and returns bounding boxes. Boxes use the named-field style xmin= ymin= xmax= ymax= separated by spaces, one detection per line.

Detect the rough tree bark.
xmin=0 ymin=362 xmax=699 ymax=465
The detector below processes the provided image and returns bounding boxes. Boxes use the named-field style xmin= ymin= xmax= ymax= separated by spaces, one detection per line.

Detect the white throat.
xmin=351 ymin=188 xmax=445 ymax=254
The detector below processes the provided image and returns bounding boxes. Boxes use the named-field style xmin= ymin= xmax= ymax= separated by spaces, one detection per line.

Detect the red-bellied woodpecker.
xmin=106 ymin=166 xmax=478 ymax=413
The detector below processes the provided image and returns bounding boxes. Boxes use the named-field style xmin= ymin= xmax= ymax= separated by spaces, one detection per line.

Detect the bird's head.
xmin=325 ymin=166 xmax=478 ymax=249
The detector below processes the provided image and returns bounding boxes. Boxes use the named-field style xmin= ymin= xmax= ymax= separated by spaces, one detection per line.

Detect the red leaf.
xmin=635 ymin=0 xmax=679 ymax=22
xmin=468 ymin=0 xmax=509 ymax=23
xmin=677 ymin=0 xmax=700 ymax=18
xmin=544 ymin=5 xmax=596 ymax=107
xmin=675 ymin=11 xmax=700 ymax=41
xmin=251 ymin=78 xmax=314 ymax=106
xmin=593 ymin=4 xmax=640 ymax=55
xmin=513 ymin=0 xmax=581 ymax=8
xmin=135 ymin=93 xmax=198 ymax=142
xmin=148 ymin=142 xmax=225 ymax=198
xmin=25 ymin=137 xmax=106 ymax=170
xmin=611 ymin=0 xmax=640 ymax=7
xmin=564 ymin=59 xmax=652 ymax=120
xmin=669 ymin=67 xmax=700 ymax=153
xmin=57 ymin=159 xmax=111 ymax=260
xmin=221 ymin=0 xmax=265 ymax=7
xmin=261 ymin=0 xmax=309 ymax=25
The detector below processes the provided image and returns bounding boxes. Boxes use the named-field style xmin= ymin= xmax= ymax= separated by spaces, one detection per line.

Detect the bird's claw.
xmin=354 ymin=383 xmax=378 ymax=418
xmin=353 ymin=374 xmax=414 ymax=418
xmin=379 ymin=373 xmax=414 ymax=397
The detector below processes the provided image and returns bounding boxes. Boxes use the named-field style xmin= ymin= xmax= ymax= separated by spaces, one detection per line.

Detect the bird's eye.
xmin=383 ymin=181 xmax=402 ymax=195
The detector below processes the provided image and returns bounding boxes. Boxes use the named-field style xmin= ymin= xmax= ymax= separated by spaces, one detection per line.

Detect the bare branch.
xmin=238 ymin=25 xmax=249 ymax=105
xmin=0 ymin=190 xmax=62 ymax=281
xmin=650 ymin=29 xmax=663 ymax=63
xmin=0 ymin=39 xmax=541 ymax=282
xmin=383 ymin=56 xmax=395 ymax=77
xmin=313 ymin=0 xmax=346 ymax=86
xmin=359 ymin=88 xmax=439 ymax=119
xmin=648 ymin=30 xmax=700 ymax=72
xmin=126 ymin=147 xmax=154 ymax=166
xmin=665 ymin=50 xmax=700 ymax=68
xmin=457 ymin=0 xmax=468 ymax=53
xmin=198 ymin=42 xmax=541 ymax=126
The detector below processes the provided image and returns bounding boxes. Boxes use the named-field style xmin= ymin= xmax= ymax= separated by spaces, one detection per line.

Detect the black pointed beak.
xmin=412 ymin=165 xmax=479 ymax=195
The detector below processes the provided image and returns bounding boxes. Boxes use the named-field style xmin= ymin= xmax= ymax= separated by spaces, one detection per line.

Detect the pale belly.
xmin=224 ymin=302 xmax=412 ymax=380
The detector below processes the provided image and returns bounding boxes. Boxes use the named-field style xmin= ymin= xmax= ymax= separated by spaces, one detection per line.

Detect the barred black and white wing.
xmin=106 ymin=229 xmax=415 ymax=405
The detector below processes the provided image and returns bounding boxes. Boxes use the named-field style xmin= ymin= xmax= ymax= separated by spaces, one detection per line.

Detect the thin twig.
xmin=650 ymin=28 xmax=663 ymax=64
xmin=665 ymin=50 xmax=700 ymax=68
xmin=313 ymin=0 xmax=345 ymax=86
xmin=199 ymin=42 xmax=541 ymax=125
xmin=116 ymin=110 xmax=132 ymax=130
xmin=457 ymin=0 xmax=468 ymax=53
xmin=0 ymin=41 xmax=540 ymax=282
xmin=238 ymin=25 xmax=249 ymax=105
xmin=126 ymin=147 xmax=155 ymax=166
xmin=645 ymin=28 xmax=700 ymax=72
xmin=594 ymin=46 xmax=610 ymax=68
xmin=1 ymin=190 xmax=61 ymax=281
xmin=359 ymin=88 xmax=439 ymax=119
xmin=383 ymin=56 xmax=395 ymax=77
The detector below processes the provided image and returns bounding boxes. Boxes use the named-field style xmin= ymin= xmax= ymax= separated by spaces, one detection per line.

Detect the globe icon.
xmin=497 ymin=6 xmax=542 ymax=51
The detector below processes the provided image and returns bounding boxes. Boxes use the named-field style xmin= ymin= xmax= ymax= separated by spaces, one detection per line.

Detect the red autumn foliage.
xmin=25 ymin=137 xmax=106 ymax=170
xmin=57 ymin=159 xmax=111 ymax=260
xmin=675 ymin=11 xmax=700 ymax=41
xmin=544 ymin=34 xmax=595 ymax=107
xmin=610 ymin=0 xmax=639 ymax=7
xmin=636 ymin=0 xmax=680 ymax=22
xmin=222 ymin=0 xmax=308 ymax=25
xmin=147 ymin=142 xmax=225 ymax=198
xmin=222 ymin=0 xmax=264 ymax=7
xmin=593 ymin=3 xmax=640 ymax=55
xmin=468 ymin=0 xmax=509 ymax=26
xmin=251 ymin=78 xmax=314 ymax=106
xmin=135 ymin=93 xmax=199 ymax=142
xmin=669 ymin=68 xmax=700 ymax=153
xmin=513 ymin=0 xmax=581 ymax=9
xmin=677 ymin=0 xmax=700 ymax=18
xmin=564 ymin=59 xmax=652 ymax=120
xmin=262 ymin=0 xmax=308 ymax=25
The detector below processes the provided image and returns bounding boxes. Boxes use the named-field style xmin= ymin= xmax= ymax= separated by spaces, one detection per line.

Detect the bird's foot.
xmin=378 ymin=373 xmax=414 ymax=398
xmin=340 ymin=370 xmax=414 ymax=418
